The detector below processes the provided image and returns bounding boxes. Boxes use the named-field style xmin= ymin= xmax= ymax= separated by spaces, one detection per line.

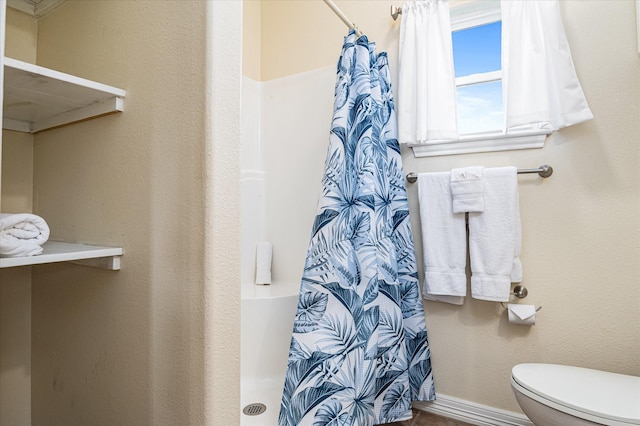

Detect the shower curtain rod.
xmin=405 ymin=165 xmax=554 ymax=183
xmin=323 ymin=0 xmax=363 ymax=37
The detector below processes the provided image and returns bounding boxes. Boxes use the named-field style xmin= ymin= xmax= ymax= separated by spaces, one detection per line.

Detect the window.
xmin=453 ymin=20 xmax=503 ymax=135
xmin=411 ymin=0 xmax=550 ymax=158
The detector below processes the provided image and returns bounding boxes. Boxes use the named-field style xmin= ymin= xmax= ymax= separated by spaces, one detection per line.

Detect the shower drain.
xmin=243 ymin=403 xmax=267 ymax=416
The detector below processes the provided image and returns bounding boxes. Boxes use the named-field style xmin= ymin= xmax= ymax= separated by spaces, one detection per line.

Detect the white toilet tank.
xmin=511 ymin=363 xmax=640 ymax=426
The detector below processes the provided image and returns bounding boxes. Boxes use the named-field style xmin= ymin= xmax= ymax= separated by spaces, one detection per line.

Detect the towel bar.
xmin=405 ymin=165 xmax=553 ymax=183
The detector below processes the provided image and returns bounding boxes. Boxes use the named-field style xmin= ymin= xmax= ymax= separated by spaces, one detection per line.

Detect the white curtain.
xmin=502 ymin=0 xmax=593 ymax=132
xmin=398 ymin=0 xmax=458 ymax=144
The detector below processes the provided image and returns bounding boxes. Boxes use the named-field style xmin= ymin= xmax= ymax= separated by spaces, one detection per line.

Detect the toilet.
xmin=511 ymin=363 xmax=640 ymax=425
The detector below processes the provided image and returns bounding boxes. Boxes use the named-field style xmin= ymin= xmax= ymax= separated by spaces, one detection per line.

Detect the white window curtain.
xmin=502 ymin=0 xmax=593 ymax=132
xmin=398 ymin=0 xmax=459 ymax=144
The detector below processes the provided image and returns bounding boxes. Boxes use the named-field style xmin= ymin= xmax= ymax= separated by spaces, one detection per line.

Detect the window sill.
xmin=409 ymin=130 xmax=552 ymax=158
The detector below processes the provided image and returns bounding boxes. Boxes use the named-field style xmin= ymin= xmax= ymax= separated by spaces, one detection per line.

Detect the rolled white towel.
xmin=0 ymin=213 xmax=50 ymax=257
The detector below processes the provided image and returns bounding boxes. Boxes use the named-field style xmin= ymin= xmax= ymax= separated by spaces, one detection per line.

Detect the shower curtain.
xmin=279 ymin=30 xmax=435 ymax=426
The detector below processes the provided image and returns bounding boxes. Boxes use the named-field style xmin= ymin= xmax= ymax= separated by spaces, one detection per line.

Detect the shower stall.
xmin=239 ymin=68 xmax=336 ymax=424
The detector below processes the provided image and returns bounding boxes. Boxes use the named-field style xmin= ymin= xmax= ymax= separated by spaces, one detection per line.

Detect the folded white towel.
xmin=418 ymin=172 xmax=467 ymax=305
xmin=0 ymin=213 xmax=50 ymax=257
xmin=468 ymin=167 xmax=522 ymax=302
xmin=450 ymin=166 xmax=484 ymax=213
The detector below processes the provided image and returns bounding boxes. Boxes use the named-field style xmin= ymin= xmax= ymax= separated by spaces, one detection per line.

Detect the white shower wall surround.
xmin=241 ymin=77 xmax=262 ymax=172
xmin=240 ymin=68 xmax=337 ymax=425
xmin=240 ymin=170 xmax=267 ymax=285
xmin=240 ymin=68 xmax=336 ymax=288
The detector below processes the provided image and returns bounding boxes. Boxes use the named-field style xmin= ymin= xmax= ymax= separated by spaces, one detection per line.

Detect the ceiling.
xmin=7 ymin=0 xmax=66 ymax=18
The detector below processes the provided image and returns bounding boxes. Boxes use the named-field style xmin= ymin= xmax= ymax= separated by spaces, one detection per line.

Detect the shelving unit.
xmin=0 ymin=55 xmax=126 ymax=269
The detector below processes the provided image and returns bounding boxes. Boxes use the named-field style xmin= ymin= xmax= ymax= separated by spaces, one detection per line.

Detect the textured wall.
xmin=0 ymin=8 xmax=37 ymax=425
xmin=26 ymin=1 xmax=233 ymax=424
xmin=0 ymin=130 xmax=33 ymax=426
xmin=0 ymin=1 xmax=242 ymax=424
xmin=204 ymin=1 xmax=242 ymax=424
xmin=256 ymin=0 xmax=640 ymax=413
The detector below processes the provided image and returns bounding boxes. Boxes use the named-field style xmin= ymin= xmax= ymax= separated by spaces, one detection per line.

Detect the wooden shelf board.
xmin=2 ymin=57 xmax=125 ymax=133
xmin=0 ymin=241 xmax=123 ymax=269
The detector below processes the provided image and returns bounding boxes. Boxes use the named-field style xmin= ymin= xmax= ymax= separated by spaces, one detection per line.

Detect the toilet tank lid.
xmin=512 ymin=363 xmax=640 ymax=425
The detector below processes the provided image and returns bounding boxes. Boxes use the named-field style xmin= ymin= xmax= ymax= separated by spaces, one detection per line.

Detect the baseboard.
xmin=413 ymin=394 xmax=534 ymax=426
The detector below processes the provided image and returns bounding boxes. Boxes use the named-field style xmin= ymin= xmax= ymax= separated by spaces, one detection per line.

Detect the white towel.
xmin=468 ymin=167 xmax=522 ymax=302
xmin=0 ymin=213 xmax=50 ymax=257
xmin=418 ymin=172 xmax=467 ymax=305
xmin=450 ymin=166 xmax=484 ymax=213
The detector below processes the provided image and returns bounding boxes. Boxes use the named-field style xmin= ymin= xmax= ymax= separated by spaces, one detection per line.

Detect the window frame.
xmin=410 ymin=0 xmax=551 ymax=158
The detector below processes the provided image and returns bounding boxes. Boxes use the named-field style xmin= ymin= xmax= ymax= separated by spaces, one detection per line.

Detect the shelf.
xmin=2 ymin=57 xmax=125 ymax=133
xmin=0 ymin=241 xmax=123 ymax=270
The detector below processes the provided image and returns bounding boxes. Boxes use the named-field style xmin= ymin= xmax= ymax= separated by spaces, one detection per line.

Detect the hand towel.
xmin=467 ymin=167 xmax=522 ymax=302
xmin=0 ymin=213 xmax=50 ymax=257
xmin=450 ymin=166 xmax=484 ymax=213
xmin=417 ymin=172 xmax=467 ymax=305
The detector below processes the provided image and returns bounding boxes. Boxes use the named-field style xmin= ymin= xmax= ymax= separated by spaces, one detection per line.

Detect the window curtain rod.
xmin=323 ymin=0 xmax=363 ymax=37
xmin=390 ymin=5 xmax=403 ymax=20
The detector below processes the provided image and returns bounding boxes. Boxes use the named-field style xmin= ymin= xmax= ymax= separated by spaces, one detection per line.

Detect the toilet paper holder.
xmin=501 ymin=285 xmax=543 ymax=312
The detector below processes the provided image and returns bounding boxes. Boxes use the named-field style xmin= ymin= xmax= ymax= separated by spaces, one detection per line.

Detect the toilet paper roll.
xmin=255 ymin=241 xmax=272 ymax=285
xmin=508 ymin=304 xmax=536 ymax=325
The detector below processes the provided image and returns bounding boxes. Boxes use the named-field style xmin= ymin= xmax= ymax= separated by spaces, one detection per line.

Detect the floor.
xmin=383 ymin=408 xmax=474 ymax=426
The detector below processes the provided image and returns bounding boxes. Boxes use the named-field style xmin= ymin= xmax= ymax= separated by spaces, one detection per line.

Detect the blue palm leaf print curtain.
xmin=279 ymin=30 xmax=436 ymax=426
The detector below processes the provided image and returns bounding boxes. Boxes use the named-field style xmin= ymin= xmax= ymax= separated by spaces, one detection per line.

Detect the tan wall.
xmin=5 ymin=6 xmax=36 ymax=63
xmin=261 ymin=0 xmax=401 ymax=81
xmin=256 ymin=0 xmax=640 ymax=413
xmin=243 ymin=0 xmax=262 ymax=80
xmin=1 ymin=0 xmax=240 ymax=423
xmin=0 ymin=131 xmax=34 ymax=426
xmin=16 ymin=1 xmax=221 ymax=424
xmin=0 ymin=1 xmax=241 ymax=424
xmin=0 ymin=8 xmax=37 ymax=425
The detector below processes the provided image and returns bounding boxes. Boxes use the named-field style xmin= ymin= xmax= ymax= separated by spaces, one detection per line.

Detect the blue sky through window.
xmin=452 ymin=21 xmax=502 ymax=77
xmin=457 ymin=81 xmax=503 ymax=134
xmin=452 ymin=21 xmax=503 ymax=134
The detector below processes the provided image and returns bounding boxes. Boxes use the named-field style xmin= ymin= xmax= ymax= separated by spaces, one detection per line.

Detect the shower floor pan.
xmin=241 ymin=283 xmax=298 ymax=425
